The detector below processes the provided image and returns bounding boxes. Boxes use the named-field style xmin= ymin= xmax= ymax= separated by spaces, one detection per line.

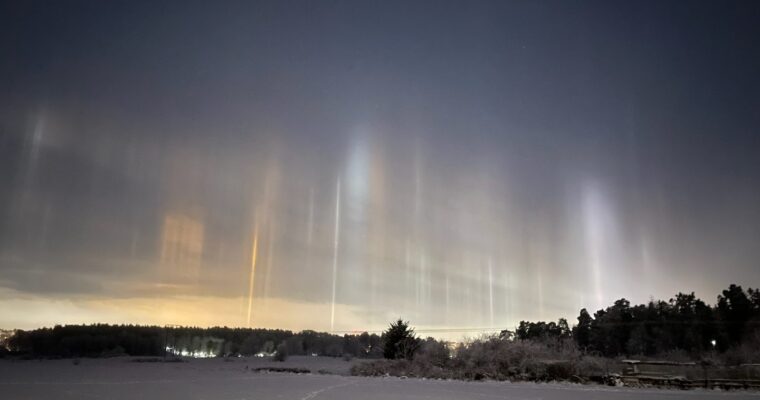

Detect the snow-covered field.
xmin=1 ymin=357 xmax=757 ymax=400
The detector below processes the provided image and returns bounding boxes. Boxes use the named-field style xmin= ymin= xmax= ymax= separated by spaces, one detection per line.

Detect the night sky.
xmin=1 ymin=0 xmax=760 ymax=336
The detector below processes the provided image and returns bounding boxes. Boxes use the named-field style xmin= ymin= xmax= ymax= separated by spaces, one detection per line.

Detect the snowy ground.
xmin=1 ymin=357 xmax=758 ymax=400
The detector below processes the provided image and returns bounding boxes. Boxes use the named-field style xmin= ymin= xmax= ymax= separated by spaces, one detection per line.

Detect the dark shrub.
xmin=414 ymin=338 xmax=450 ymax=367
xmin=273 ymin=342 xmax=288 ymax=362
xmin=544 ymin=361 xmax=575 ymax=381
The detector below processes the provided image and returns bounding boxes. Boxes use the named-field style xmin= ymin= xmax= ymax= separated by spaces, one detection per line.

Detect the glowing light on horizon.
xmin=246 ymin=228 xmax=259 ymax=327
xmin=582 ymin=181 xmax=616 ymax=311
xmin=261 ymin=157 xmax=280 ymax=306
xmin=445 ymin=274 xmax=450 ymax=324
xmin=488 ymin=258 xmax=494 ymax=327
xmin=330 ymin=178 xmax=341 ymax=331
xmin=307 ymin=187 xmax=314 ymax=246
xmin=159 ymin=213 xmax=205 ymax=283
xmin=263 ymin=223 xmax=275 ymax=307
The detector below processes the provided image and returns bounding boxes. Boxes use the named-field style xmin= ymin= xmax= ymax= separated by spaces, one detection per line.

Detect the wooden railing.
xmin=618 ymin=359 xmax=760 ymax=390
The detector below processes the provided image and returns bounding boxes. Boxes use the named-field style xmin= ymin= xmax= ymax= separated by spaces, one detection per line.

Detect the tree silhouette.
xmin=573 ymin=308 xmax=592 ymax=349
xmin=382 ymin=319 xmax=419 ymax=360
xmin=717 ymin=284 xmax=752 ymax=348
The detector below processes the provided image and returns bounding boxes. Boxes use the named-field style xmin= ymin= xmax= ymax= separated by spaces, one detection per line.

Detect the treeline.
xmin=6 ymin=284 xmax=760 ymax=361
xmin=514 ymin=284 xmax=760 ymax=359
xmin=6 ymin=324 xmax=383 ymax=359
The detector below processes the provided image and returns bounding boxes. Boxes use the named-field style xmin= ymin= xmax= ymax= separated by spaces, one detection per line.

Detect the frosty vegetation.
xmin=354 ymin=284 xmax=760 ymax=382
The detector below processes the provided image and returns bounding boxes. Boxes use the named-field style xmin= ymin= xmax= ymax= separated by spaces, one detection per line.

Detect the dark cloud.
xmin=1 ymin=0 xmax=759 ymax=330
